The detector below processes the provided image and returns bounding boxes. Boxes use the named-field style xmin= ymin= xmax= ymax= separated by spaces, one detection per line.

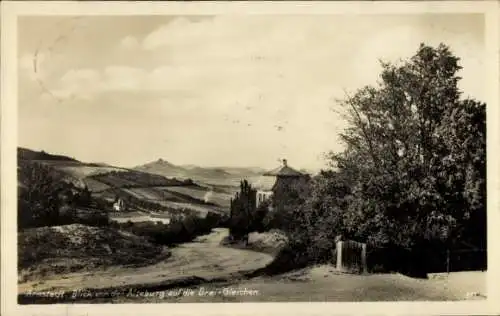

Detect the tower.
xmin=262 ymin=159 xmax=309 ymax=210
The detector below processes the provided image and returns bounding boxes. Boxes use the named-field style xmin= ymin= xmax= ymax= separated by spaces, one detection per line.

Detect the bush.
xmin=260 ymin=244 xmax=311 ymax=275
xmin=114 ymin=212 xmax=224 ymax=246
xmin=18 ymin=224 xmax=169 ymax=279
xmin=18 ymin=161 xmax=65 ymax=229
xmin=18 ymin=161 xmax=110 ymax=229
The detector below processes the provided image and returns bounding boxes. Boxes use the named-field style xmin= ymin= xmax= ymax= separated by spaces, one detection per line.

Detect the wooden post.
xmin=361 ymin=243 xmax=367 ymax=274
xmin=336 ymin=241 xmax=343 ymax=271
xmin=446 ymin=249 xmax=450 ymax=274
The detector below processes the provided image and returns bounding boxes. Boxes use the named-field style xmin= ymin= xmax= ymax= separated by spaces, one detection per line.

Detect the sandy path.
xmin=18 ymin=228 xmax=273 ymax=294
xmin=108 ymin=267 xmax=486 ymax=303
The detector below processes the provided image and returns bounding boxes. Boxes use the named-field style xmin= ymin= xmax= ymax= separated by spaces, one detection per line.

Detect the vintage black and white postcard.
xmin=1 ymin=1 xmax=499 ymax=315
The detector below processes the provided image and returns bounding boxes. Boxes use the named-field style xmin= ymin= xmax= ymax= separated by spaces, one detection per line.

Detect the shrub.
xmin=260 ymin=244 xmax=310 ymax=275
xmin=18 ymin=161 xmax=111 ymax=229
xmin=115 ymin=212 xmax=224 ymax=246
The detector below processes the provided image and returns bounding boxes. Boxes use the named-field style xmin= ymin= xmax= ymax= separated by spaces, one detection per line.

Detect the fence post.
xmin=336 ymin=241 xmax=343 ymax=271
xmin=446 ymin=249 xmax=450 ymax=274
xmin=361 ymin=243 xmax=367 ymax=274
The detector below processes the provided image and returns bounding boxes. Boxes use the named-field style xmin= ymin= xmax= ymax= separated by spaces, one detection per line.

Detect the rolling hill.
xmin=135 ymin=159 xmax=231 ymax=180
xmin=17 ymin=147 xmax=287 ymax=219
xmin=134 ymin=159 xmax=267 ymax=188
xmin=17 ymin=147 xmax=232 ymax=218
xmin=18 ymin=147 xmax=78 ymax=162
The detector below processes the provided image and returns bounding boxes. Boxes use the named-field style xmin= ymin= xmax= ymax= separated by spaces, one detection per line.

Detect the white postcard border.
xmin=2 ymin=1 xmax=499 ymax=315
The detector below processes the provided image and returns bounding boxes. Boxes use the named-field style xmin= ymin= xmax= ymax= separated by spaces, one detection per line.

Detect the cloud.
xmin=33 ymin=15 xmax=484 ymax=103
xmin=120 ymin=36 xmax=139 ymax=49
xmin=18 ymin=15 xmax=485 ymax=168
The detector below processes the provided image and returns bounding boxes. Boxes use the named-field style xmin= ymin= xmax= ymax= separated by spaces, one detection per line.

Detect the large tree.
xmin=281 ymin=44 xmax=486 ymax=269
xmin=330 ymin=43 xmax=486 ymax=249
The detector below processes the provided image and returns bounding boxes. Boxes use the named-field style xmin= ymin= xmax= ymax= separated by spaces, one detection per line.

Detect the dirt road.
xmin=18 ymin=228 xmax=273 ymax=294
xmin=108 ymin=267 xmax=486 ymax=303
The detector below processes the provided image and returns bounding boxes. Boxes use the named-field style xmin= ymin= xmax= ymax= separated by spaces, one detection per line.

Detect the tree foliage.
xmin=18 ymin=162 xmax=68 ymax=228
xmin=282 ymin=44 xmax=486 ymax=270
xmin=229 ymin=180 xmax=258 ymax=240
xmin=18 ymin=161 xmax=106 ymax=228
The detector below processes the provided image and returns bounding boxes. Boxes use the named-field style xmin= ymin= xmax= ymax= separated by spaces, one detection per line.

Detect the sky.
xmin=17 ymin=14 xmax=485 ymax=170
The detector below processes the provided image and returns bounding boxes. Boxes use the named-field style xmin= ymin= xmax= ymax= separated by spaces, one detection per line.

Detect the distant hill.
xmin=135 ymin=159 xmax=266 ymax=185
xmin=213 ymin=166 xmax=267 ymax=176
xmin=18 ymin=147 xmax=79 ymax=162
xmin=136 ymin=159 xmax=187 ymax=178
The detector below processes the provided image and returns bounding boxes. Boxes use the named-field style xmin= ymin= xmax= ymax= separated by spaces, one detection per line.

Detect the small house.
xmin=263 ymin=159 xmax=309 ymax=208
xmin=113 ymin=198 xmax=125 ymax=212
xmin=250 ymin=159 xmax=311 ymax=210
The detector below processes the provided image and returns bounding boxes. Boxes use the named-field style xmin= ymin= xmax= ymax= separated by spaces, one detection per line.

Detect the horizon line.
xmin=17 ymin=145 xmax=326 ymax=172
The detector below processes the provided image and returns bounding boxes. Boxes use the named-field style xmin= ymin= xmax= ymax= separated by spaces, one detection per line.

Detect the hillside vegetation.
xmin=16 ymin=155 xmax=231 ymax=289
xmin=18 ymin=147 xmax=78 ymax=162
xmin=89 ymin=170 xmax=191 ymax=189
xmin=18 ymin=224 xmax=170 ymax=282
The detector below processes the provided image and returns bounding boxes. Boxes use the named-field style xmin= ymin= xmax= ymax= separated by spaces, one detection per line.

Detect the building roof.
xmin=252 ymin=176 xmax=276 ymax=191
xmin=263 ymin=159 xmax=305 ymax=177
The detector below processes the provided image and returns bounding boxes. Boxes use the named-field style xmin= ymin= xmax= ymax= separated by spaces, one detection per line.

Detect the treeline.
xmin=271 ymin=44 xmax=486 ymax=276
xmin=18 ymin=161 xmax=108 ymax=229
xmin=18 ymin=147 xmax=78 ymax=162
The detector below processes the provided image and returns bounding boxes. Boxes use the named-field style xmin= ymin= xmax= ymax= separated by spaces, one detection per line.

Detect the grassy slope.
xmin=18 ymin=147 xmax=78 ymax=162
xmin=18 ymin=224 xmax=170 ymax=283
xmin=165 ymin=186 xmax=233 ymax=208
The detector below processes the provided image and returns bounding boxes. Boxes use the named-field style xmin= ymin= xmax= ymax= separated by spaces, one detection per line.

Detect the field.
xmin=22 ymin=157 xmax=233 ymax=219
xmin=109 ymin=211 xmax=172 ymax=224
xmin=94 ymin=186 xmax=226 ymax=217
xmin=153 ymin=200 xmax=222 ymax=217
xmin=57 ymin=165 xmax=127 ymax=178
xmin=82 ymin=177 xmax=111 ymax=192
xmin=86 ymin=171 xmax=235 ymax=214
xmin=161 ymin=186 xmax=234 ymax=208
xmin=195 ymin=176 xmax=273 ymax=191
